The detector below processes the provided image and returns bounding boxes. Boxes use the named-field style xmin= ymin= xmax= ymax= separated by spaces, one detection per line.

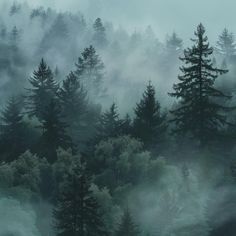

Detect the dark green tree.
xmin=133 ymin=82 xmax=167 ymax=149
xmin=0 ymin=97 xmax=26 ymax=162
xmin=26 ymin=59 xmax=58 ymax=120
xmin=54 ymin=163 xmax=107 ymax=236
xmin=217 ymin=28 xmax=236 ymax=59
xmin=115 ymin=209 xmax=140 ymax=236
xmin=38 ymin=99 xmax=72 ymax=163
xmin=75 ymin=45 xmax=105 ymax=97
xmin=169 ymin=24 xmax=230 ymax=146
xmin=93 ymin=18 xmax=107 ymax=48
xmin=58 ymin=71 xmax=89 ymax=147
xmin=97 ymin=103 xmax=122 ymax=140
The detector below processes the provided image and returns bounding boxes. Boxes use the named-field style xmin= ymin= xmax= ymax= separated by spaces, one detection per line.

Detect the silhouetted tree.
xmin=93 ymin=18 xmax=107 ymax=48
xmin=115 ymin=208 xmax=140 ymax=236
xmin=0 ymin=97 xmax=26 ymax=162
xmin=26 ymin=59 xmax=58 ymax=120
xmin=54 ymin=163 xmax=107 ymax=236
xmin=58 ymin=71 xmax=89 ymax=146
xmin=133 ymin=82 xmax=167 ymax=149
xmin=38 ymin=99 xmax=72 ymax=163
xmin=75 ymin=45 xmax=105 ymax=97
xmin=169 ymin=24 xmax=230 ymax=146
xmin=97 ymin=103 xmax=122 ymax=141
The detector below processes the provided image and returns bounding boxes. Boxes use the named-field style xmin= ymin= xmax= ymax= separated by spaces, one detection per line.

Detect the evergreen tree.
xmin=115 ymin=209 xmax=140 ymax=236
xmin=38 ymin=99 xmax=72 ymax=163
xmin=54 ymin=163 xmax=107 ymax=236
xmin=58 ymin=71 xmax=89 ymax=146
xmin=97 ymin=103 xmax=122 ymax=140
xmin=93 ymin=18 xmax=107 ymax=48
xmin=9 ymin=2 xmax=21 ymax=16
xmin=26 ymin=59 xmax=58 ymax=120
xmin=0 ymin=97 xmax=26 ymax=162
xmin=9 ymin=26 xmax=20 ymax=50
xmin=166 ymin=32 xmax=183 ymax=53
xmin=217 ymin=28 xmax=236 ymax=58
xmin=75 ymin=45 xmax=105 ymax=97
xmin=169 ymin=24 xmax=230 ymax=146
xmin=133 ymin=82 xmax=167 ymax=149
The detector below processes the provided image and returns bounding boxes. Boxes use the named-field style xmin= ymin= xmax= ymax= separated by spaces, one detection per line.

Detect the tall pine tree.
xmin=26 ymin=59 xmax=58 ymax=120
xmin=169 ymin=24 xmax=230 ymax=146
xmin=133 ymin=82 xmax=167 ymax=149
xmin=54 ymin=163 xmax=107 ymax=236
xmin=58 ymin=71 xmax=89 ymax=148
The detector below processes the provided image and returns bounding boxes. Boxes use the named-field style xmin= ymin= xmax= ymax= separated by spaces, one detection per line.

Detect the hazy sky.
xmin=16 ymin=0 xmax=236 ymax=41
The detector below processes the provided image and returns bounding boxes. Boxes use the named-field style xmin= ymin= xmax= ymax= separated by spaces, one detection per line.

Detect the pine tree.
xmin=58 ymin=71 xmax=89 ymax=146
xmin=75 ymin=45 xmax=105 ymax=97
xmin=217 ymin=28 xmax=236 ymax=58
xmin=0 ymin=97 xmax=26 ymax=162
xmin=115 ymin=209 xmax=140 ymax=236
xmin=9 ymin=26 xmax=20 ymax=50
xmin=166 ymin=32 xmax=183 ymax=53
xmin=93 ymin=18 xmax=107 ymax=48
xmin=133 ymin=82 xmax=167 ymax=148
xmin=97 ymin=103 xmax=122 ymax=140
xmin=54 ymin=163 xmax=107 ymax=236
xmin=169 ymin=24 xmax=230 ymax=146
xmin=38 ymin=99 xmax=72 ymax=163
xmin=26 ymin=59 xmax=58 ymax=120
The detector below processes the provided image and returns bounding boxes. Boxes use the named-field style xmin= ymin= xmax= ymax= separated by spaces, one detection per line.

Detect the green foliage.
xmin=133 ymin=82 xmax=167 ymax=149
xmin=93 ymin=136 xmax=162 ymax=191
xmin=0 ymin=96 xmax=28 ymax=162
xmin=38 ymin=99 xmax=72 ymax=163
xmin=54 ymin=163 xmax=107 ymax=236
xmin=169 ymin=24 xmax=230 ymax=146
xmin=26 ymin=59 xmax=58 ymax=120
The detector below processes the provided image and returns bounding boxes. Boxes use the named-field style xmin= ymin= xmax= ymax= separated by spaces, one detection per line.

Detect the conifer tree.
xmin=133 ymin=82 xmax=167 ymax=148
xmin=115 ymin=209 xmax=140 ymax=236
xmin=217 ymin=28 xmax=236 ymax=58
xmin=166 ymin=32 xmax=183 ymax=53
xmin=93 ymin=18 xmax=107 ymax=48
xmin=58 ymin=71 xmax=89 ymax=146
xmin=75 ymin=45 xmax=105 ymax=97
xmin=9 ymin=26 xmax=20 ymax=50
xmin=0 ymin=97 xmax=26 ymax=162
xmin=169 ymin=24 xmax=230 ymax=146
xmin=54 ymin=163 xmax=107 ymax=236
xmin=38 ymin=99 xmax=72 ymax=163
xmin=97 ymin=103 xmax=122 ymax=140
xmin=26 ymin=59 xmax=58 ymax=120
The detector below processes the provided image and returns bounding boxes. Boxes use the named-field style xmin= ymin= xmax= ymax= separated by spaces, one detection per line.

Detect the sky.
xmin=15 ymin=0 xmax=236 ymax=41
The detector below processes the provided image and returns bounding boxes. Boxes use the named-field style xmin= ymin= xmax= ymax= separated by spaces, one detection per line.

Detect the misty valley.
xmin=1 ymin=1 xmax=236 ymax=236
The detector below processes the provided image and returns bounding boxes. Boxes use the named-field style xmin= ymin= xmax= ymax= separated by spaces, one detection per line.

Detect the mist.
xmin=0 ymin=0 xmax=236 ymax=236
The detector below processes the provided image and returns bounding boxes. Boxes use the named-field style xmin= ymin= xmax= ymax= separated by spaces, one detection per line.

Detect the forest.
xmin=1 ymin=1 xmax=236 ymax=236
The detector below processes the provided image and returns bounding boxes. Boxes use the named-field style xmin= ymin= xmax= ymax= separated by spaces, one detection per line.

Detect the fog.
xmin=16 ymin=0 xmax=236 ymax=40
xmin=0 ymin=0 xmax=236 ymax=236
